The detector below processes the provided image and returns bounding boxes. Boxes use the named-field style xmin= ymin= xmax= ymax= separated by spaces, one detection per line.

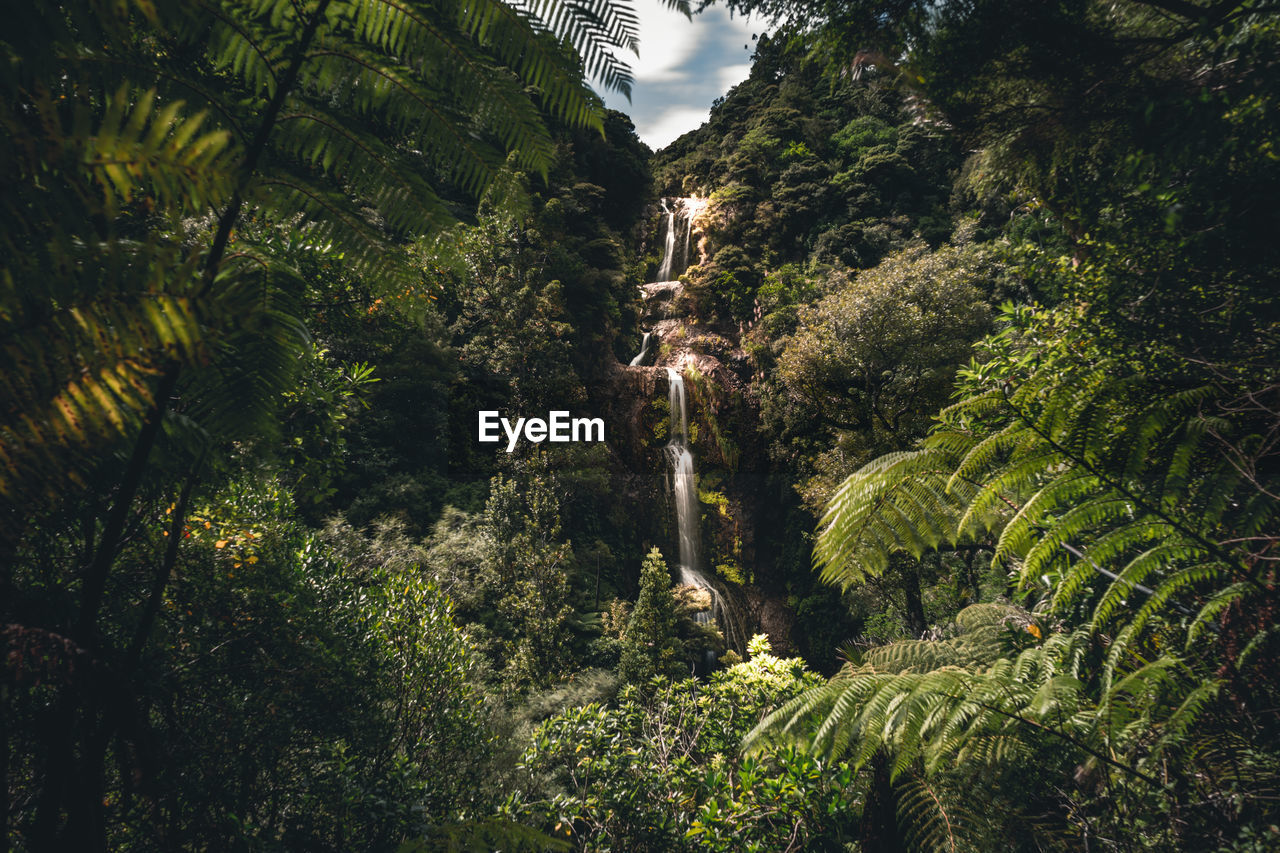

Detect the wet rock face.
xmin=747 ymin=592 xmax=798 ymax=657
xmin=597 ymin=361 xmax=661 ymax=474
xmin=629 ymin=256 xmax=775 ymax=544
xmin=639 ymin=282 xmax=683 ymax=324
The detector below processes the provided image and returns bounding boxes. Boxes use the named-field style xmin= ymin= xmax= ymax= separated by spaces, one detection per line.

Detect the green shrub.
xmin=508 ymin=636 xmax=858 ymax=851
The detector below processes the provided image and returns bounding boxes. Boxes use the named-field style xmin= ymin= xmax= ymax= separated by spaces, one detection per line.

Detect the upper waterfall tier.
xmin=651 ymin=197 xmax=707 ymax=284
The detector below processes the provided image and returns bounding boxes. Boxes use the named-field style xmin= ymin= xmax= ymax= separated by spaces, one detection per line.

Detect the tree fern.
xmin=815 ymin=308 xmax=1269 ymax=658
xmin=2 ymin=0 xmax=652 ymax=542
xmin=783 ymin=302 xmax=1280 ymax=847
xmin=747 ymin=610 xmax=1165 ymax=790
xmin=816 ymin=449 xmax=980 ymax=587
xmin=4 ymin=2 xmax=661 ymax=841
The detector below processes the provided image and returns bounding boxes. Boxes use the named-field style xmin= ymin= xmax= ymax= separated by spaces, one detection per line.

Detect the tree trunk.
xmin=897 ymin=558 xmax=927 ymax=637
xmin=860 ymin=751 xmax=906 ymax=853
xmin=967 ymin=549 xmax=983 ymax=604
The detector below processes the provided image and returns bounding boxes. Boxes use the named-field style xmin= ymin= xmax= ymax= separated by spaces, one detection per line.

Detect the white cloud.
xmin=717 ymin=63 xmax=753 ymax=92
xmin=597 ymin=3 xmax=762 ymax=149
xmin=643 ymin=107 xmax=716 ymax=150
xmin=628 ymin=5 xmax=700 ymax=83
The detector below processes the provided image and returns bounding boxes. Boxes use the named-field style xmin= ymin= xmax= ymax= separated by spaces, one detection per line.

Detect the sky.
xmin=597 ymin=3 xmax=762 ymax=151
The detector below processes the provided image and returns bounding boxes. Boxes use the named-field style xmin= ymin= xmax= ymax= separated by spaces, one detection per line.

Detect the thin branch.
xmin=75 ymin=364 xmax=179 ymax=647
xmin=125 ymin=449 xmax=205 ymax=674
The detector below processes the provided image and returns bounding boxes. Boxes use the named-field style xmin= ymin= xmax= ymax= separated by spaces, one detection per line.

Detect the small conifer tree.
xmin=619 ymin=548 xmax=686 ymax=684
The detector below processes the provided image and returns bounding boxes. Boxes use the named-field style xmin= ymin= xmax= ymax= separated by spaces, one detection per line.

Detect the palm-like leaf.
xmin=783 ymin=305 xmax=1279 ymax=846
xmin=1 ymin=0 xmax=650 ymax=539
xmin=815 ymin=340 xmax=1267 ymax=668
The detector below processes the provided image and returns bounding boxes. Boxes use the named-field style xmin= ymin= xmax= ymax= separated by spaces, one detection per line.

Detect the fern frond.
xmin=1186 ymin=582 xmax=1249 ymax=646
xmin=78 ymin=85 xmax=237 ymax=215
xmin=994 ymin=470 xmax=1098 ymax=563
xmin=0 ymin=240 xmax=210 ymax=504
xmin=1102 ymin=562 xmax=1228 ymax=681
xmin=513 ymin=0 xmax=641 ymax=95
xmin=815 ymin=448 xmax=973 ymax=588
xmin=1020 ymin=497 xmax=1136 ymax=586
xmin=1149 ymin=679 xmax=1220 ymax=764
xmin=201 ymin=0 xmax=288 ymax=98
xmin=895 ymin=772 xmax=967 ymax=853
xmin=953 ymin=443 xmax=1058 ymax=538
xmin=1088 ymin=541 xmax=1208 ymax=631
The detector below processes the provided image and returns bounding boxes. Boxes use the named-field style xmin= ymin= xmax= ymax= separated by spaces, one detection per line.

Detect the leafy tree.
xmin=312 ymin=292 xmax=462 ymax=533
xmin=618 ymin=548 xmax=686 ymax=684
xmin=755 ymin=301 xmax=1280 ymax=848
xmin=277 ymin=350 xmax=380 ymax=510
xmin=749 ymin=604 xmax=1091 ymax=851
xmin=2 ymin=0 xmax=651 ymax=847
xmin=716 ymin=0 xmax=1280 ymax=371
xmin=771 ymin=240 xmax=995 ymax=511
xmin=442 ymin=176 xmax=585 ymax=415
xmin=655 ymin=33 xmax=960 ymax=278
xmin=1 ymin=0 xmax=637 ymax=542
xmin=6 ymin=474 xmax=494 ymax=850
xmin=485 ymin=472 xmax=578 ymax=691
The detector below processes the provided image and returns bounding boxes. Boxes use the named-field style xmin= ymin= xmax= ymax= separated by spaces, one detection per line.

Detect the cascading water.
xmin=656 ymin=199 xmax=678 ymax=281
xmin=664 ymin=367 xmax=744 ymax=662
xmin=630 ymin=197 xmax=745 ymax=661
xmin=666 ymin=367 xmax=699 ymax=576
xmin=652 ymin=197 xmax=707 ymax=283
xmin=629 ymin=332 xmax=652 ymax=367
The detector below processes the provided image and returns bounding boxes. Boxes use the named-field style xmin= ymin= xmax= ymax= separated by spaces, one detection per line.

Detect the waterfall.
xmin=666 ymin=367 xmax=698 ymax=574
xmin=629 ymin=332 xmax=652 ymax=367
xmin=664 ymin=367 xmax=745 ymax=658
xmin=682 ymin=204 xmax=695 ymax=275
xmin=652 ymin=197 xmax=708 ymax=283
xmin=656 ymin=199 xmax=678 ymax=281
xmin=636 ymin=199 xmax=747 ymax=660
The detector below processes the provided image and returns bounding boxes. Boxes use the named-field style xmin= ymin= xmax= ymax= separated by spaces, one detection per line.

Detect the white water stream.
xmin=629 ymin=332 xmax=651 ymax=366
xmin=666 ymin=367 xmax=699 ymax=579
xmin=656 ymin=199 xmax=678 ymax=281
xmin=653 ymin=197 xmax=706 ymax=283
xmin=664 ymin=367 xmax=744 ymax=655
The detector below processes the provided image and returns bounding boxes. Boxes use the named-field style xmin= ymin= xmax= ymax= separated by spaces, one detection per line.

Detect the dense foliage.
xmin=507 ymin=635 xmax=859 ymax=852
xmin=718 ymin=1 xmax=1280 ymax=849
xmin=5 ymin=0 xmax=1280 ymax=850
xmin=1 ymin=0 xmax=654 ymax=848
